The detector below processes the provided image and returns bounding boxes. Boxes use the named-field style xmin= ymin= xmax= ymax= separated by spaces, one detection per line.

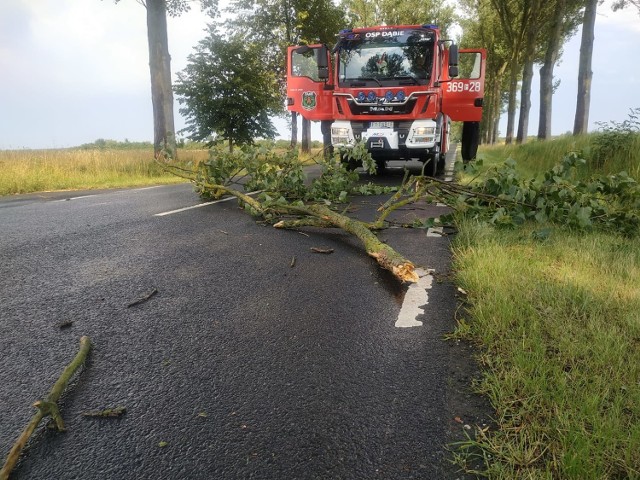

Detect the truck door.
xmin=286 ymin=45 xmax=334 ymax=121
xmin=442 ymin=49 xmax=486 ymax=122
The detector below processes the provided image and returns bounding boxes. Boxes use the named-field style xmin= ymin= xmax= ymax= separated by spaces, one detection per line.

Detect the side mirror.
xmin=316 ymin=45 xmax=329 ymax=80
xmin=449 ymin=44 xmax=459 ymax=78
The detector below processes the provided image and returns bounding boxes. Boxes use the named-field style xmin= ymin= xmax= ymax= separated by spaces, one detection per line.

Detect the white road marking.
xmin=426 ymin=226 xmax=443 ymax=237
xmin=395 ymin=268 xmax=433 ymax=328
xmin=54 ymin=194 xmax=98 ymax=202
xmin=132 ymin=186 xmax=163 ymax=191
xmin=154 ymin=190 xmax=261 ymax=217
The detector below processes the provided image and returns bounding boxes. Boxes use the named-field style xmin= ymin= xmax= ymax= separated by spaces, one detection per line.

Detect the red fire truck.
xmin=286 ymin=24 xmax=485 ymax=174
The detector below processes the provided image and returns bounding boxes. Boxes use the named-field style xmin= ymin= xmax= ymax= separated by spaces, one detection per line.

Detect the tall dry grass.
xmin=0 ymin=148 xmax=209 ymax=196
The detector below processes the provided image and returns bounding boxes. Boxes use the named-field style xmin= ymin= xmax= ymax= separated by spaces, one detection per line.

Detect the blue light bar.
xmin=422 ymin=24 xmax=438 ymax=29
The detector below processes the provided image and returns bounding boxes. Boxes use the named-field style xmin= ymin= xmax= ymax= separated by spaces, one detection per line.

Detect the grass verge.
xmin=451 ymin=137 xmax=640 ymax=478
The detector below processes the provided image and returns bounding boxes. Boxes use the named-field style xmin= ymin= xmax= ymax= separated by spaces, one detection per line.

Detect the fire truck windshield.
xmin=337 ymin=29 xmax=435 ymax=87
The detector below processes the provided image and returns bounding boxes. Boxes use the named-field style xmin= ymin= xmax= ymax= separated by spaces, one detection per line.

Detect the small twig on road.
xmin=127 ymin=288 xmax=158 ymax=308
xmin=311 ymin=247 xmax=334 ymax=254
xmin=82 ymin=406 xmax=126 ymax=418
xmin=290 ymin=256 xmax=296 ymax=268
xmin=0 ymin=336 xmax=92 ymax=480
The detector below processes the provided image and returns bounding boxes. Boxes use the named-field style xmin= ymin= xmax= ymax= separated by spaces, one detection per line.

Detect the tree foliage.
xmin=450 ymin=155 xmax=640 ymax=236
xmin=341 ymin=0 xmax=456 ymax=35
xmin=225 ymin=0 xmax=344 ymax=147
xmin=174 ymin=30 xmax=282 ymax=151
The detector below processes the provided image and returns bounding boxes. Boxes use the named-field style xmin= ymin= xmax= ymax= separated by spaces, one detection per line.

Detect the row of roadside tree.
xmin=130 ymin=0 xmax=639 ymax=157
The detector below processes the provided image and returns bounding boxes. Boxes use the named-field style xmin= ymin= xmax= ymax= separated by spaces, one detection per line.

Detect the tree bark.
xmin=505 ymin=57 xmax=519 ymax=144
xmin=516 ymin=57 xmax=534 ymax=144
xmin=321 ymin=120 xmax=333 ymax=159
xmin=275 ymin=204 xmax=418 ymax=283
xmin=573 ymin=0 xmax=597 ymax=135
xmin=301 ymin=117 xmax=311 ymax=153
xmin=538 ymin=0 xmax=565 ymax=139
xmin=290 ymin=111 xmax=298 ymax=147
xmin=146 ymin=0 xmax=177 ymax=160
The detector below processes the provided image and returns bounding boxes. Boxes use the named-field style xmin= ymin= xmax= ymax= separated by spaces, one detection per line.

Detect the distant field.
xmin=0 ymin=148 xmax=209 ymax=196
xmin=0 ymin=145 xmax=330 ymax=197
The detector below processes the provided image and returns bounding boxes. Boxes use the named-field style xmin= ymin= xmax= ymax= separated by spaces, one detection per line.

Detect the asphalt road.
xmin=0 ymin=155 xmax=488 ymax=479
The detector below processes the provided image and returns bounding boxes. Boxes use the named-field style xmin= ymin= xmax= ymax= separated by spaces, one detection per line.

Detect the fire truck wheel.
xmin=436 ymin=153 xmax=446 ymax=175
xmin=340 ymin=153 xmax=359 ymax=171
xmin=375 ymin=160 xmax=386 ymax=174
xmin=461 ymin=121 xmax=480 ymax=162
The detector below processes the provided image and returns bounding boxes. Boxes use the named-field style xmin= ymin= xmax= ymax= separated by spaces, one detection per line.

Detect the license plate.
xmin=370 ymin=121 xmax=393 ymax=129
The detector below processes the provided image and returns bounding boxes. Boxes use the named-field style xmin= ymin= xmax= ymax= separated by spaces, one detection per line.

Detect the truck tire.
xmin=340 ymin=153 xmax=359 ymax=171
xmin=461 ymin=121 xmax=480 ymax=162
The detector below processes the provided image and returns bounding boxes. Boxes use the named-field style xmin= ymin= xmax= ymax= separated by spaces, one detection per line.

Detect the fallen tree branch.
xmin=276 ymin=204 xmax=418 ymax=283
xmin=0 ymin=336 xmax=92 ymax=480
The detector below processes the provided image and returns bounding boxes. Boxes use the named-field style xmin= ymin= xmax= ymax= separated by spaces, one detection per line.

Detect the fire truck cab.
xmin=286 ymin=24 xmax=485 ymax=174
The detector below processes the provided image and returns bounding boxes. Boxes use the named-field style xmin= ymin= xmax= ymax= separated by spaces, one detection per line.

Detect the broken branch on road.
xmin=0 ymin=336 xmax=92 ymax=480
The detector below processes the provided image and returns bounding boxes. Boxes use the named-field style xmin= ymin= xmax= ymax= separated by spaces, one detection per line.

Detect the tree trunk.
xmin=538 ymin=0 xmax=565 ymax=139
xmin=491 ymin=77 xmax=502 ymax=143
xmin=146 ymin=0 xmax=177 ymax=160
xmin=228 ymin=137 xmax=233 ymax=153
xmin=516 ymin=16 xmax=538 ymax=145
xmin=321 ymin=120 xmax=333 ymax=159
xmin=573 ymin=0 xmax=597 ymax=135
xmin=516 ymin=57 xmax=534 ymax=144
xmin=290 ymin=111 xmax=298 ymax=147
xmin=301 ymin=117 xmax=311 ymax=153
xmin=505 ymin=57 xmax=519 ymax=144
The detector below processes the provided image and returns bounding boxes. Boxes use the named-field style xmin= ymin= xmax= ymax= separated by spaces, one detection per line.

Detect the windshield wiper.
xmin=356 ymin=76 xmax=382 ymax=86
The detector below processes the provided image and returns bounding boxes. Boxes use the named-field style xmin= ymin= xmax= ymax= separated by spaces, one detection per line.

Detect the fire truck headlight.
xmin=332 ymin=127 xmax=350 ymax=136
xmin=410 ymin=125 xmax=437 ymax=144
xmin=414 ymin=127 xmax=436 ymax=136
xmin=331 ymin=126 xmax=351 ymax=145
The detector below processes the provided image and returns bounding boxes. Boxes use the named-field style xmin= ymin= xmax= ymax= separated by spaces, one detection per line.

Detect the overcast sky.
xmin=1 ymin=0 xmax=639 ymax=149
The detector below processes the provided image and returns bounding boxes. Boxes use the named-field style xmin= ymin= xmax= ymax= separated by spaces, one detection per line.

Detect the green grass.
xmin=0 ymin=148 xmax=210 ymax=196
xmin=475 ymin=133 xmax=640 ymax=180
xmin=452 ymin=136 xmax=640 ymax=478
